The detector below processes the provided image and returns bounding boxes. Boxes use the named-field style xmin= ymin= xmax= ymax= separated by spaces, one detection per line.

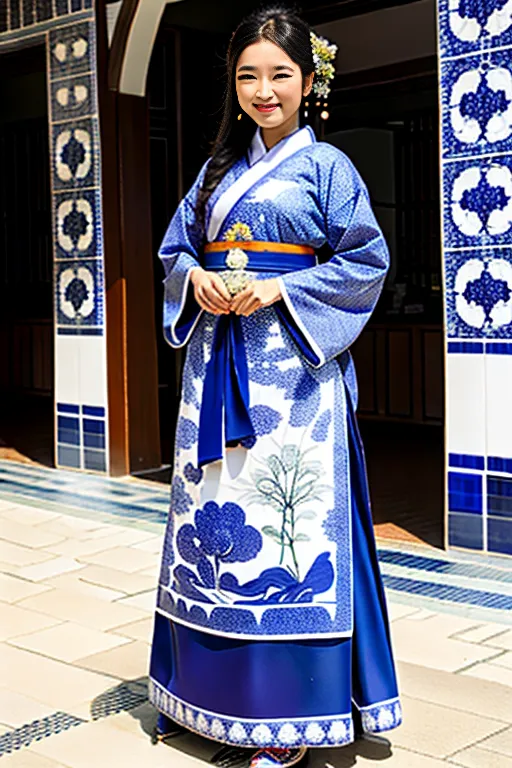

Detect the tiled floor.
xmin=0 ymin=395 xmax=444 ymax=547
xmin=0 ymin=459 xmax=511 ymax=767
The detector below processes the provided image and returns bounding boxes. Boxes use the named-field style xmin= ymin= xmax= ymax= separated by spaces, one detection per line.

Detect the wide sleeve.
xmin=277 ymin=150 xmax=389 ymax=368
xmin=159 ymin=161 xmax=209 ymax=348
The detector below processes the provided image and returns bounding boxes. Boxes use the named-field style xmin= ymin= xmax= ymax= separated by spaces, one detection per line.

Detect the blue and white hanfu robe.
xmin=149 ymin=125 xmax=402 ymax=748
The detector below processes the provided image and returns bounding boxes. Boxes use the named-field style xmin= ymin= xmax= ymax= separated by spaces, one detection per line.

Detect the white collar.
xmin=247 ymin=127 xmax=268 ymax=167
xmin=247 ymin=126 xmax=313 ymax=167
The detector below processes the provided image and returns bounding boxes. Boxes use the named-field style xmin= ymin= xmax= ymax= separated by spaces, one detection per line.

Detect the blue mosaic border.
xmin=56 ymin=402 xmax=107 ymax=472
xmin=439 ymin=0 xmax=512 ymax=559
xmin=445 ymin=453 xmax=512 ymax=555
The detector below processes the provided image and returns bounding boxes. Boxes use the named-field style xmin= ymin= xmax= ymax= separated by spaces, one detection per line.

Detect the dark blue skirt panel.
xmin=149 ymin=398 xmax=401 ymax=745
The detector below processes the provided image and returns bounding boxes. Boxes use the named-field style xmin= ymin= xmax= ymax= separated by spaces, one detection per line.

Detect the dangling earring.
xmin=237 ymin=113 xmax=242 ymax=121
xmin=303 ymin=100 xmax=309 ymax=119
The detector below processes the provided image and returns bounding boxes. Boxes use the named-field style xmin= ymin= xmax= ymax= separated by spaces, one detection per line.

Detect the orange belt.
xmin=204 ymin=240 xmax=315 ymax=255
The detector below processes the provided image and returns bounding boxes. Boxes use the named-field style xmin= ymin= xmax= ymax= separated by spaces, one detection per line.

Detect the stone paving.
xmin=0 ymin=462 xmax=511 ymax=767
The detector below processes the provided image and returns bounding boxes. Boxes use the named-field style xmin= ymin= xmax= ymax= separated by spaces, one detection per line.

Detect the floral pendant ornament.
xmin=310 ymin=31 xmax=338 ymax=121
xmin=221 ymin=222 xmax=253 ymax=296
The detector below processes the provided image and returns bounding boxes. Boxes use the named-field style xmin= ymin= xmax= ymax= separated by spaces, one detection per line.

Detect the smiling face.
xmin=235 ymin=39 xmax=313 ymax=144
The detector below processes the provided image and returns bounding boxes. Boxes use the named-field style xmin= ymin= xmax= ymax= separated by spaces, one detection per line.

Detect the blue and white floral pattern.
xmin=156 ymin=130 xmax=388 ymax=640
xmin=150 ymin=680 xmax=401 ymax=748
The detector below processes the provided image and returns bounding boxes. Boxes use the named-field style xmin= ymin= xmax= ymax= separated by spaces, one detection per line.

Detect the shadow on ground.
xmin=97 ymin=678 xmax=396 ymax=767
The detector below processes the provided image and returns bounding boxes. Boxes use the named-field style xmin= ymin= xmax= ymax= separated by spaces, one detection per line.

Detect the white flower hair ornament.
xmin=307 ymin=31 xmax=338 ymax=121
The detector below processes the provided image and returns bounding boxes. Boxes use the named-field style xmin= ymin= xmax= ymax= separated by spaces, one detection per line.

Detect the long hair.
xmin=195 ymin=5 xmax=314 ymax=232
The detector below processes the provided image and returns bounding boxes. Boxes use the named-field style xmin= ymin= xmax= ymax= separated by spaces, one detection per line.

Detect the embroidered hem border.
xmin=149 ymin=679 xmax=402 ymax=749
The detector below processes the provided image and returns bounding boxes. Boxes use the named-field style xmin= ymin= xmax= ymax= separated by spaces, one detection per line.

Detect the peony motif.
xmin=210 ymin=719 xmax=226 ymax=739
xmin=228 ymin=722 xmax=248 ymax=743
xmin=328 ymin=720 xmax=349 ymax=743
xmin=196 ymin=713 xmax=209 ymax=733
xmin=223 ymin=221 xmax=253 ymax=242
xmin=226 ymin=247 xmax=249 ymax=270
xmin=278 ymin=723 xmax=300 ymax=744
xmin=305 ymin=722 xmax=325 ymax=743
xmin=251 ymin=724 xmax=273 ymax=745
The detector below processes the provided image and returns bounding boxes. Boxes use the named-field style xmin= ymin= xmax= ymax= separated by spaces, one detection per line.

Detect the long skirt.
xmin=148 ymin=396 xmax=402 ymax=749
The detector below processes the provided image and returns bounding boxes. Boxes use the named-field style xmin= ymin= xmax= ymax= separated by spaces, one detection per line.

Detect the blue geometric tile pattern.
xmin=53 ymin=189 xmax=102 ymax=261
xmin=55 ymin=259 xmax=104 ymax=331
xmin=445 ymin=247 xmax=512 ymax=337
xmin=56 ymin=403 xmax=107 ymax=472
xmin=448 ymin=511 xmax=484 ymax=549
xmin=442 ymin=155 xmax=512 ymax=249
xmin=448 ymin=471 xmax=483 ymax=513
xmin=52 ymin=118 xmax=99 ymax=191
xmin=440 ymin=0 xmax=512 ymax=557
xmin=50 ymin=74 xmax=95 ymax=122
xmin=441 ymin=50 xmax=512 ymax=159
xmin=48 ymin=21 xmax=95 ymax=79
xmin=438 ymin=0 xmax=512 ymax=58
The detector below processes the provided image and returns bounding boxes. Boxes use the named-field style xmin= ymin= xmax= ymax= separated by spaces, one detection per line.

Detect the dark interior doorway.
xmin=0 ymin=46 xmax=53 ymax=467
xmin=146 ymin=1 xmax=444 ymax=548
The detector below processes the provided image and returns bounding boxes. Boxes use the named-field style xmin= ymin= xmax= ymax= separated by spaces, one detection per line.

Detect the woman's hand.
xmin=230 ymin=278 xmax=282 ymax=317
xmin=190 ymin=268 xmax=231 ymax=315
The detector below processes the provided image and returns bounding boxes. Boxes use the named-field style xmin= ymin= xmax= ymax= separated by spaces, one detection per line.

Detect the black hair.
xmin=195 ymin=5 xmax=314 ymax=231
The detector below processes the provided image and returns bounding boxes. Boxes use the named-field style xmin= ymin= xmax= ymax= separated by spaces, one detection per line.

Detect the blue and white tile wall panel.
xmin=442 ymin=154 xmax=512 ymax=249
xmin=48 ymin=21 xmax=96 ymax=79
xmin=53 ymin=188 xmax=103 ymax=261
xmin=50 ymin=74 xmax=96 ymax=122
xmin=441 ymin=49 xmax=512 ymax=160
xmin=438 ymin=0 xmax=512 ymax=59
xmin=445 ymin=246 xmax=512 ymax=337
xmin=439 ymin=0 xmax=512 ymax=555
xmin=55 ymin=258 xmax=104 ymax=333
xmin=0 ymin=6 xmax=110 ymax=474
xmin=52 ymin=118 xmax=100 ymax=191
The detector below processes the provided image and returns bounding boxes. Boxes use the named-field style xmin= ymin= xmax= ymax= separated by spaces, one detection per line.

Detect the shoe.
xmin=249 ymin=747 xmax=308 ymax=768
xmin=154 ymin=712 xmax=186 ymax=741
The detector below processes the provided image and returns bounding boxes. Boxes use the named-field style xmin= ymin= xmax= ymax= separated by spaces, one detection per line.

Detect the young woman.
xmin=149 ymin=6 xmax=401 ymax=767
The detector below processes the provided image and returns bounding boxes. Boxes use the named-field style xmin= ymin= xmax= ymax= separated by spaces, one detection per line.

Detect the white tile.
xmin=449 ymin=745 xmax=512 ymax=767
xmin=455 ymin=623 xmax=509 ymax=645
xmin=0 ymin=541 xmax=55 ymax=568
xmin=41 ymin=573 xmax=124 ymax=601
xmin=2 ymin=506 xmax=60 ymax=525
xmin=55 ymin=335 xmax=81 ymax=406
xmin=17 ymin=588 xmax=147 ymax=631
xmin=485 ymin=629 xmax=512 ymax=651
xmin=0 ymin=751 xmax=69 ymax=768
xmin=31 ymin=719 xmax=196 ymax=768
xmin=0 ymin=601 xmax=61 ymax=640
xmin=0 ymin=644 xmax=118 ymax=711
xmin=486 ymin=355 xmax=512 ymax=458
xmin=9 ymin=621 xmax=132 ymax=662
xmin=0 ymin=519 xmax=66 ymax=549
xmin=446 ymin=353 xmax=486 ymax=455
xmin=16 ymin=557 xmax=85 ymax=582
xmin=78 ymin=336 xmax=108 ymax=408
xmin=0 ymin=573 xmax=52 ymax=604
xmin=390 ymin=619 xmax=501 ymax=672
xmin=0 ymin=690 xmax=55 ymax=728
xmin=115 ymin=590 xmax=156 ymax=613
xmin=77 ymin=547 xmax=158 ymax=573
xmin=462 ymin=662 xmax=512 ymax=687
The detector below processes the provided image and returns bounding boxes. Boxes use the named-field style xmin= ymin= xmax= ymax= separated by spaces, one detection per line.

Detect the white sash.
xmin=206 ymin=126 xmax=315 ymax=242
